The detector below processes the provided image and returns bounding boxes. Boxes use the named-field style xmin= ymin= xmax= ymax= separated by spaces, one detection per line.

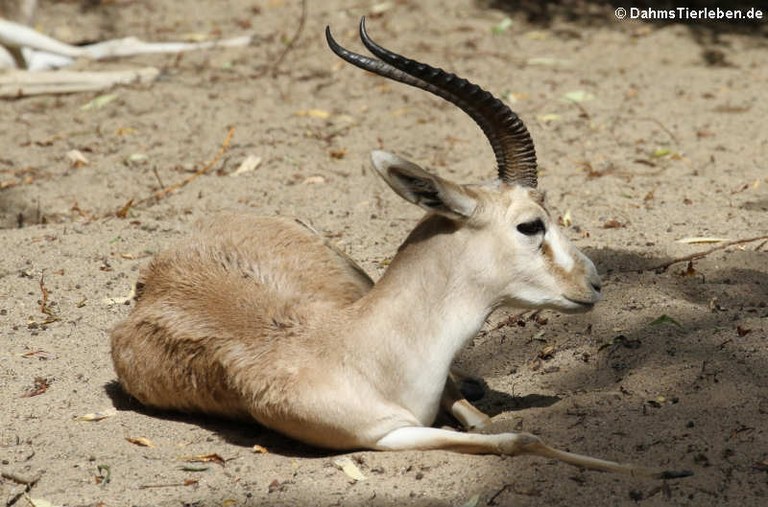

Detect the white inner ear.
xmin=370 ymin=150 xmax=422 ymax=176
xmin=370 ymin=150 xmax=477 ymax=219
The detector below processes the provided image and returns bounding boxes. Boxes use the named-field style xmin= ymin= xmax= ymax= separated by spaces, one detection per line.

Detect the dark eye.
xmin=516 ymin=218 xmax=546 ymax=236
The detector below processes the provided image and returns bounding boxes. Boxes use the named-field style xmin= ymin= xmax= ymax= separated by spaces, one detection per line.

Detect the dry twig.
xmin=264 ymin=0 xmax=308 ymax=77
xmin=132 ymin=126 xmax=235 ymax=209
xmin=646 ymin=235 xmax=768 ymax=272
xmin=38 ymin=272 xmax=59 ymax=323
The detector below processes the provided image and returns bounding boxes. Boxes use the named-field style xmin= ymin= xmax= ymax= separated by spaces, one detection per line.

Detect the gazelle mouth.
xmin=563 ymin=296 xmax=597 ymax=309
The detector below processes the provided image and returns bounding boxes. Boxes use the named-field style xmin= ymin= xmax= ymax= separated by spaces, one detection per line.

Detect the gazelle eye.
xmin=517 ymin=218 xmax=545 ymax=236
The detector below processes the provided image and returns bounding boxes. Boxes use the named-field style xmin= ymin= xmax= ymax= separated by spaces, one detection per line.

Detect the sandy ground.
xmin=1 ymin=1 xmax=767 ymax=506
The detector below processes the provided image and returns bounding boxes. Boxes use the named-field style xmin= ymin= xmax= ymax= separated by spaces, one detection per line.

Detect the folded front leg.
xmin=441 ymin=372 xmax=491 ymax=431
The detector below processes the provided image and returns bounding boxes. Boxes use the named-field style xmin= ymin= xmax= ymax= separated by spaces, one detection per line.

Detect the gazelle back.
xmin=110 ymin=18 xmax=690 ymax=479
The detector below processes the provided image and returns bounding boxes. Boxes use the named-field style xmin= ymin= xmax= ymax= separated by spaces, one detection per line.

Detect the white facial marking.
xmin=549 ymin=232 xmax=575 ymax=272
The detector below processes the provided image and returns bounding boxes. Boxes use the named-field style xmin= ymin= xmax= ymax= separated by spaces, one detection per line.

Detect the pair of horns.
xmin=326 ymin=17 xmax=538 ymax=188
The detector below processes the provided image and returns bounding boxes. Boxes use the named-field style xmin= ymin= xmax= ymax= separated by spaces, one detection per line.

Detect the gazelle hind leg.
xmin=375 ymin=426 xmax=693 ymax=479
xmin=449 ymin=367 xmax=486 ymax=401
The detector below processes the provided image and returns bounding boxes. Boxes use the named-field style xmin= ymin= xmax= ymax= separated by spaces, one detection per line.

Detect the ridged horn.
xmin=325 ymin=17 xmax=538 ymax=188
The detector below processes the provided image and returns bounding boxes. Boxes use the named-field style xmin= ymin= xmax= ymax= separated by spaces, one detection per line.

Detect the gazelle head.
xmin=327 ymin=19 xmax=601 ymax=314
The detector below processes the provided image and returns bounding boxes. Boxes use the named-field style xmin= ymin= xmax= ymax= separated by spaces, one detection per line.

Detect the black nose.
xmin=591 ymin=282 xmax=602 ymax=293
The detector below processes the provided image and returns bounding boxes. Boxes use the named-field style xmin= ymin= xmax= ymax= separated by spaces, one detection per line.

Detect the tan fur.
xmin=111 ymin=170 xmax=596 ymax=436
xmin=110 ymin=152 xmax=690 ymax=478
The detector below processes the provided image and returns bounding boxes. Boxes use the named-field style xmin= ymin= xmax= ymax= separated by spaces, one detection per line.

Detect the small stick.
xmin=37 ymin=272 xmax=58 ymax=322
xmin=136 ymin=127 xmax=235 ymax=206
xmin=152 ymin=166 xmax=166 ymax=192
xmin=487 ymin=483 xmax=514 ymax=505
xmin=265 ymin=0 xmax=308 ymax=77
xmin=139 ymin=481 xmax=197 ymax=489
xmin=637 ymin=116 xmax=680 ymax=146
xmin=646 ymin=235 xmax=768 ymax=273
xmin=38 ymin=272 xmax=49 ymax=314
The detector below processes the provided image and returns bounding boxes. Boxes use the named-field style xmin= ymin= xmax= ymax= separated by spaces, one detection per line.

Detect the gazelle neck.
xmin=348 ymin=215 xmax=496 ymax=423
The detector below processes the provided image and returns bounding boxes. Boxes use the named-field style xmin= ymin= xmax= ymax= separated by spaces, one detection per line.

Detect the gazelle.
xmin=111 ymin=18 xmax=691 ymax=479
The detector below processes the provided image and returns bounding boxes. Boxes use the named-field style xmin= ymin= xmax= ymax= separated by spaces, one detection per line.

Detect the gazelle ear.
xmin=370 ymin=150 xmax=477 ymax=220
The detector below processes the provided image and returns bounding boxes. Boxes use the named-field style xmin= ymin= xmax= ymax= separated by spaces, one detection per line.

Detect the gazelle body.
xmin=111 ymin=19 xmax=690 ymax=479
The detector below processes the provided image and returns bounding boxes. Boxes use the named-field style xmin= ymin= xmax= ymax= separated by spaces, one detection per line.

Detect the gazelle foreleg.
xmin=374 ymin=425 xmax=692 ymax=479
xmin=442 ymin=371 xmax=491 ymax=431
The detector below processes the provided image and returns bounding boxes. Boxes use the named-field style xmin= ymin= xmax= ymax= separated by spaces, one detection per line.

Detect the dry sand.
xmin=1 ymin=1 xmax=766 ymax=506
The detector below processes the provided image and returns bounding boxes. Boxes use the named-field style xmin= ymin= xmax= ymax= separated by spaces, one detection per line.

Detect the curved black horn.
xmin=326 ymin=17 xmax=537 ymax=188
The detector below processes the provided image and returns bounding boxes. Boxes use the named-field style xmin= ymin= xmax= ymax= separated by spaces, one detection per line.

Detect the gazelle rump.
xmin=110 ymin=19 xmax=691 ymax=479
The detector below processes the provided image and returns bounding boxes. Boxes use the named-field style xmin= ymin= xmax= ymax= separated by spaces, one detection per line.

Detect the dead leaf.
xmin=333 ymin=457 xmax=366 ymax=481
xmin=648 ymin=314 xmax=683 ymax=328
xmin=20 ymin=349 xmax=57 ymax=360
xmin=709 ymin=297 xmax=725 ymax=312
xmin=714 ymin=104 xmax=751 ymax=114
xmin=22 ymin=496 xmax=56 ymax=507
xmin=94 ymin=464 xmax=111 ymax=485
xmin=66 ymin=149 xmax=89 ymax=168
xmin=103 ymin=284 xmax=135 ymax=307
xmin=268 ymin=478 xmax=283 ymax=493
xmin=736 ymin=326 xmax=752 ymax=337
xmin=525 ymin=30 xmax=549 ymax=40
xmin=527 ymin=57 xmax=571 ymax=67
xmin=180 ymin=453 xmax=226 ymax=466
xmin=539 ymin=345 xmax=556 ymax=360
xmin=115 ymin=126 xmax=136 ymax=136
xmin=646 ymin=395 xmax=678 ymax=409
xmin=231 ymin=155 xmax=262 ymax=176
xmin=302 ymin=175 xmax=326 ymax=185
xmin=115 ymin=199 xmax=134 ymax=219
xmin=370 ymin=1 xmax=394 ymax=15
xmin=504 ymin=92 xmax=527 ymax=103
xmin=126 ymin=437 xmax=155 ymax=448
xmin=81 ymin=94 xmax=118 ymax=111
xmin=679 ymin=261 xmax=697 ymax=277
xmin=294 ymin=109 xmax=331 ymax=119
xmin=21 ymin=377 xmax=51 ymax=398
xmin=76 ymin=408 xmax=117 ymax=421
xmin=329 ymin=148 xmax=347 ymax=159
xmin=126 ymin=153 xmax=148 ymax=164
xmin=752 ymin=460 xmax=768 ymax=472
xmin=602 ymin=219 xmax=624 ymax=229
xmin=492 ymin=17 xmax=513 ymax=35
xmin=538 ymin=113 xmax=561 ymax=123
xmin=252 ymin=444 xmax=269 ymax=454
xmin=562 ymin=90 xmax=594 ymax=103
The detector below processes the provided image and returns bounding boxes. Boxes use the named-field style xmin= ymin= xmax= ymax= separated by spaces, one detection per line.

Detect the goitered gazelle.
xmin=111 ymin=18 xmax=691 ymax=480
